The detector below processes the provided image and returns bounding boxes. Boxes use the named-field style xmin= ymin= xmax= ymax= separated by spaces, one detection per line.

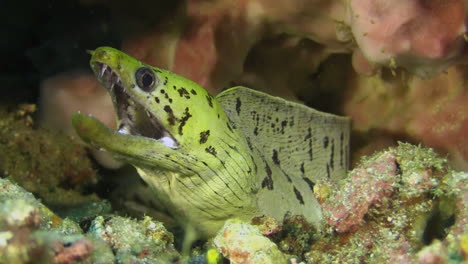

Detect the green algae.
xmin=394 ymin=142 xmax=447 ymax=172
xmin=0 ymin=104 xmax=99 ymax=208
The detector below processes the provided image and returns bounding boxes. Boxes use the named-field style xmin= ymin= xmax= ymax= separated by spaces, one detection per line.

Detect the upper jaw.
xmin=92 ymin=62 xmax=178 ymax=148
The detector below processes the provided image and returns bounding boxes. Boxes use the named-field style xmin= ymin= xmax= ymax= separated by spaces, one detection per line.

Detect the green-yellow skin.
xmin=72 ymin=47 xmax=351 ymax=238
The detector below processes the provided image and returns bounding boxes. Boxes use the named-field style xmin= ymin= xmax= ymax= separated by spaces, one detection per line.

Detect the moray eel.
xmin=72 ymin=47 xmax=351 ymax=238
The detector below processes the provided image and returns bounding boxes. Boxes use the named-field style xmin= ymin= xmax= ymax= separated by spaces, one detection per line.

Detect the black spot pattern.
xmin=199 ymin=130 xmax=210 ymax=144
xmin=226 ymin=122 xmax=234 ymax=133
xmin=323 ymin=136 xmax=329 ymax=148
xmin=250 ymin=154 xmax=258 ymax=174
xmin=226 ymin=143 xmax=238 ymax=152
xmin=191 ymin=89 xmax=197 ymax=95
xmin=261 ymin=162 xmax=273 ymax=190
xmin=304 ymin=128 xmax=312 ymax=140
xmin=163 ymin=105 xmax=176 ymax=126
xmin=178 ymin=107 xmax=192 ymax=135
xmin=246 ymin=137 xmax=253 ymax=151
xmin=302 ymin=178 xmax=315 ymax=191
xmin=280 ymin=120 xmax=287 ymax=134
xmin=205 ymin=146 xmax=217 ymax=156
xmin=236 ymin=98 xmax=241 ymax=114
xmin=303 ymin=127 xmax=313 ymax=161
xmin=293 ymin=187 xmax=304 ymax=204
xmin=206 ymin=94 xmax=213 ymax=108
xmin=177 ymin=87 xmax=191 ymax=99
xmin=272 ymin=149 xmax=280 ymax=165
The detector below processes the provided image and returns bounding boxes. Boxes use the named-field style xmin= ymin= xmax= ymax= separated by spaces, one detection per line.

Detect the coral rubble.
xmin=213 ymin=219 xmax=289 ymax=264
xmin=308 ymin=143 xmax=466 ymax=263
xmin=0 ymin=104 xmax=99 ymax=206
xmin=0 ymin=177 xmax=109 ymax=264
xmin=88 ymin=215 xmax=179 ymax=264
xmin=0 ymin=177 xmax=180 ymax=264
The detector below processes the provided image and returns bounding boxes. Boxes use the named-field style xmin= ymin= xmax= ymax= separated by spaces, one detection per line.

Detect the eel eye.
xmin=135 ymin=67 xmax=157 ymax=92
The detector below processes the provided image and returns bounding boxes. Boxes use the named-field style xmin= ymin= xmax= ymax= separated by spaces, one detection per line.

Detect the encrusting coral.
xmin=307 ymin=143 xmax=466 ymax=263
xmin=0 ymin=177 xmax=180 ymax=264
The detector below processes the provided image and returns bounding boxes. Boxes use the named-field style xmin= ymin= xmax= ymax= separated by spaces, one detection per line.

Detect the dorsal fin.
xmin=216 ymin=86 xmax=351 ymax=184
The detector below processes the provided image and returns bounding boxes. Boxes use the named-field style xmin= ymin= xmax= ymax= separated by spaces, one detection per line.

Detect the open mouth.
xmin=93 ymin=62 xmax=178 ymax=148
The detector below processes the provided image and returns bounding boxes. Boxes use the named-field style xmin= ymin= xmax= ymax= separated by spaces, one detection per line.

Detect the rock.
xmin=88 ymin=215 xmax=180 ymax=264
xmin=214 ymin=219 xmax=289 ymax=264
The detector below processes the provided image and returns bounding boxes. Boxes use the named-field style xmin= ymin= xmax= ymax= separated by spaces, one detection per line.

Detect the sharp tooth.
xmin=117 ymin=126 xmax=131 ymax=135
xmin=146 ymin=111 xmax=151 ymax=117
xmin=159 ymin=136 xmax=177 ymax=149
xmin=99 ymin=64 xmax=107 ymax=77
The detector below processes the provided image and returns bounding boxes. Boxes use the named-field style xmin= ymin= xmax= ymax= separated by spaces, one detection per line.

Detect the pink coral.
xmin=349 ymin=0 xmax=466 ymax=77
xmin=321 ymin=152 xmax=398 ymax=233
xmin=344 ymin=65 xmax=468 ymax=170
xmin=51 ymin=239 xmax=94 ymax=264
xmin=308 ymin=145 xmax=466 ymax=263
xmin=123 ymin=0 xmax=267 ymax=94
xmin=121 ymin=0 xmax=468 ymax=91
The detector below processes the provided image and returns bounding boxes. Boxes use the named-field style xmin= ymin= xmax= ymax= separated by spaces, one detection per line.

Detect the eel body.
xmin=72 ymin=47 xmax=351 ymax=237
